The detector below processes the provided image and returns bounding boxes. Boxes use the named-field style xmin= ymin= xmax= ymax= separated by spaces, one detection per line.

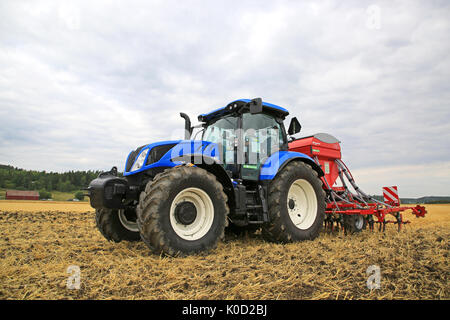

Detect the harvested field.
xmin=0 ymin=200 xmax=92 ymax=213
xmin=0 ymin=201 xmax=448 ymax=300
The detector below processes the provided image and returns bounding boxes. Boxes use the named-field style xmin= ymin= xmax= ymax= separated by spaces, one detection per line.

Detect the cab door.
xmin=241 ymin=112 xmax=285 ymax=181
xmin=202 ymin=115 xmax=240 ymax=177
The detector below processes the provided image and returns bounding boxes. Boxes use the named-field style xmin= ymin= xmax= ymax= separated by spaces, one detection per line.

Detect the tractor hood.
xmin=123 ymin=140 xmax=221 ymax=176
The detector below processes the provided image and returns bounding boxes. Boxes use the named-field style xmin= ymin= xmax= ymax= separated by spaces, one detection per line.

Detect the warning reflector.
xmin=383 ymin=186 xmax=400 ymax=205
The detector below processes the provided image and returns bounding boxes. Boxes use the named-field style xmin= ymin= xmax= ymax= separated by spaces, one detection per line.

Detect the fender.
xmin=168 ymin=144 xmax=235 ymax=207
xmin=172 ymin=153 xmax=235 ymax=201
xmin=259 ymin=151 xmax=324 ymax=181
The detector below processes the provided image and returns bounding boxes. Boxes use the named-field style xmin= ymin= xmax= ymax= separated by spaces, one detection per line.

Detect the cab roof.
xmin=198 ymin=99 xmax=289 ymax=122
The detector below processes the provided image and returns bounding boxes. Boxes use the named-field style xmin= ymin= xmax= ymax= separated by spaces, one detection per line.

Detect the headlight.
xmin=130 ymin=149 xmax=149 ymax=172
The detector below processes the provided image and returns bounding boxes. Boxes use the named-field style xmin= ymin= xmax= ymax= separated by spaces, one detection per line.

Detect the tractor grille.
xmin=146 ymin=144 xmax=177 ymax=165
xmin=125 ymin=145 xmax=147 ymax=172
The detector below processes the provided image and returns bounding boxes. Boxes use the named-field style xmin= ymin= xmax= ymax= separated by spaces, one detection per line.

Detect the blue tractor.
xmin=88 ymin=98 xmax=326 ymax=255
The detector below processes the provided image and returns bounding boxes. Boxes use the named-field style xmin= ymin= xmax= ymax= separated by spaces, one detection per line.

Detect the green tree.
xmin=74 ymin=191 xmax=85 ymax=201
xmin=0 ymin=165 xmax=102 ymax=192
xmin=39 ymin=190 xmax=52 ymax=200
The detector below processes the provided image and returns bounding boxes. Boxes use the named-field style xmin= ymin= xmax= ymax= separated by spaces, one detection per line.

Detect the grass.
xmin=49 ymin=190 xmax=87 ymax=202
xmin=0 ymin=203 xmax=448 ymax=300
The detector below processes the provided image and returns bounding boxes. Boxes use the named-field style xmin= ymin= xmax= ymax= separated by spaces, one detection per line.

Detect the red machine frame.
xmin=289 ymin=133 xmax=426 ymax=232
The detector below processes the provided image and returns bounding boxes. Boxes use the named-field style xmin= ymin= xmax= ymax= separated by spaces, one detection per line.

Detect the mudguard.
xmin=259 ymin=151 xmax=324 ymax=181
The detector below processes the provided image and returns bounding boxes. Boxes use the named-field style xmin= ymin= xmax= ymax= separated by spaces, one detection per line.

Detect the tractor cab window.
xmin=242 ymin=112 xmax=283 ymax=163
xmin=203 ymin=115 xmax=238 ymax=164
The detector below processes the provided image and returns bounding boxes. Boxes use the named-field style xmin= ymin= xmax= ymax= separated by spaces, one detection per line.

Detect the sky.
xmin=0 ymin=0 xmax=449 ymax=197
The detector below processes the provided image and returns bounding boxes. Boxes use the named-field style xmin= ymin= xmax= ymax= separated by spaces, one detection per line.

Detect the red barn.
xmin=5 ymin=190 xmax=39 ymax=200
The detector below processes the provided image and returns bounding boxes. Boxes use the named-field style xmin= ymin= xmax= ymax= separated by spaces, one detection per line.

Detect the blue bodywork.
xmin=123 ymin=140 xmax=221 ymax=176
xmin=125 ymin=141 xmax=319 ymax=180
xmin=124 ymin=99 xmax=321 ymax=180
xmin=259 ymin=151 xmax=317 ymax=180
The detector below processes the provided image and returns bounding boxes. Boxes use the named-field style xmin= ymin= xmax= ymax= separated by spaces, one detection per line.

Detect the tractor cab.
xmin=195 ymin=98 xmax=302 ymax=181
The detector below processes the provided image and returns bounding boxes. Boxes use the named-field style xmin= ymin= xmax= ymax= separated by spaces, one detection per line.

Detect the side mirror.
xmin=288 ymin=117 xmax=301 ymax=135
xmin=249 ymin=98 xmax=263 ymax=114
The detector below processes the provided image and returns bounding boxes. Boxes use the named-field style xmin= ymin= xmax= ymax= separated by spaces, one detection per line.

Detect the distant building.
xmin=5 ymin=190 xmax=39 ymax=200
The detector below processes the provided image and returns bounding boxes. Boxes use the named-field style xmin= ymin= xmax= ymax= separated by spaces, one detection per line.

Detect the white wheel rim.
xmin=287 ymin=179 xmax=318 ymax=230
xmin=169 ymin=187 xmax=214 ymax=241
xmin=355 ymin=215 xmax=364 ymax=230
xmin=118 ymin=209 xmax=139 ymax=232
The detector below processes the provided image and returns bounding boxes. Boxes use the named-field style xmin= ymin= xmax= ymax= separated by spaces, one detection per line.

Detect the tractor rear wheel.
xmin=95 ymin=208 xmax=141 ymax=242
xmin=136 ymin=166 xmax=229 ymax=256
xmin=262 ymin=161 xmax=326 ymax=242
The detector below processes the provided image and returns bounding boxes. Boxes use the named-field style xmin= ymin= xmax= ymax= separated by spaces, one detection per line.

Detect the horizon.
xmin=1 ymin=162 xmax=449 ymax=199
xmin=1 ymin=1 xmax=449 ymax=198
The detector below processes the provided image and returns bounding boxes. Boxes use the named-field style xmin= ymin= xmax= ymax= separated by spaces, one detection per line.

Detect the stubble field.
xmin=0 ymin=201 xmax=448 ymax=300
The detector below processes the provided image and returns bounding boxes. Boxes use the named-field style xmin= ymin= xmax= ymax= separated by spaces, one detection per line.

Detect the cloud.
xmin=0 ymin=0 xmax=449 ymax=196
xmin=351 ymin=161 xmax=450 ymax=198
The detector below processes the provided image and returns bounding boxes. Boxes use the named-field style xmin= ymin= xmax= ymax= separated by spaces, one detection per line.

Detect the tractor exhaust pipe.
xmin=180 ymin=112 xmax=192 ymax=140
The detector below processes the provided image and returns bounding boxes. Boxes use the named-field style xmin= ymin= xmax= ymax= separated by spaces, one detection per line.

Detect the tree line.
xmin=0 ymin=164 xmax=101 ymax=194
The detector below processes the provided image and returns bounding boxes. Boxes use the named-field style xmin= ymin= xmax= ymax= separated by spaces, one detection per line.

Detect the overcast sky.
xmin=0 ymin=0 xmax=449 ymax=197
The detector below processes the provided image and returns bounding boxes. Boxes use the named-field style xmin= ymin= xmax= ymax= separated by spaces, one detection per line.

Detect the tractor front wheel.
xmin=95 ymin=208 xmax=141 ymax=242
xmin=262 ymin=161 xmax=326 ymax=242
xmin=137 ymin=166 xmax=229 ymax=256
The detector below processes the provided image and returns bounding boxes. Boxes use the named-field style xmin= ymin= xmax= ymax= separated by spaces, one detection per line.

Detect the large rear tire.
xmin=136 ymin=166 xmax=229 ymax=256
xmin=262 ymin=161 xmax=326 ymax=242
xmin=95 ymin=208 xmax=141 ymax=242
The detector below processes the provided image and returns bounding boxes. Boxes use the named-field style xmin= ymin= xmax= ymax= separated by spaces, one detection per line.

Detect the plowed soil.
xmin=0 ymin=201 xmax=448 ymax=299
